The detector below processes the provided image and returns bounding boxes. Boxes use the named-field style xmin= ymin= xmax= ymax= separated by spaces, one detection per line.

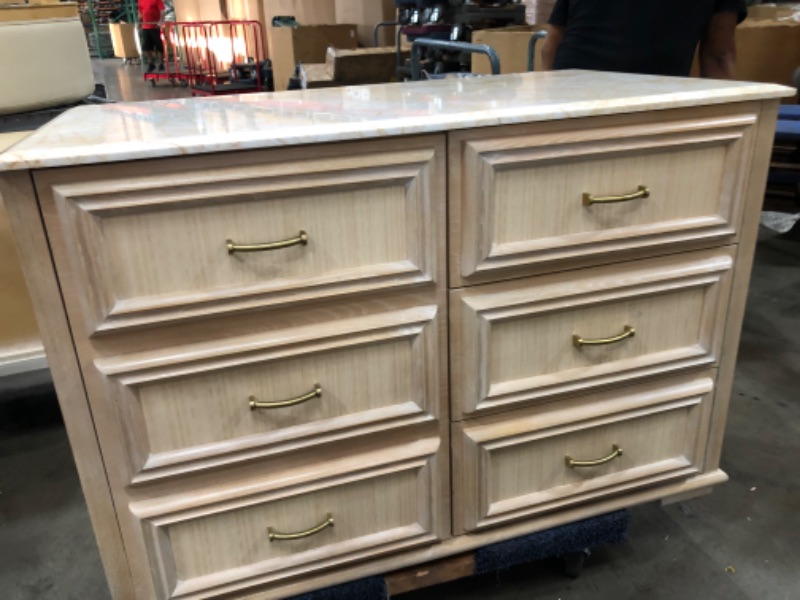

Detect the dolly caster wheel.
xmin=562 ymin=548 xmax=591 ymax=579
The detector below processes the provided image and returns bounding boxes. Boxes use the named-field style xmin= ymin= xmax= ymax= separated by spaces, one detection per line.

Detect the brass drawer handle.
xmin=226 ymin=230 xmax=308 ymax=254
xmin=249 ymin=384 xmax=322 ymax=410
xmin=583 ymin=185 xmax=650 ymax=206
xmin=573 ymin=325 xmax=635 ymax=349
xmin=566 ymin=445 xmax=623 ymax=469
xmin=268 ymin=513 xmax=334 ymax=542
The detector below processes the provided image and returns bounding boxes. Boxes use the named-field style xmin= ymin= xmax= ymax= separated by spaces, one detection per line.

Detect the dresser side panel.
xmin=0 ymin=171 xmax=135 ymax=599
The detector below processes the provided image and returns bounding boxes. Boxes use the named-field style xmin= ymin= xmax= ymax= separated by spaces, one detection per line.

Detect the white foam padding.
xmin=0 ymin=18 xmax=94 ymax=115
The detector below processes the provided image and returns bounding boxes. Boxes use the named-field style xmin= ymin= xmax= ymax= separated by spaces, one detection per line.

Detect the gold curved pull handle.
xmin=249 ymin=384 xmax=322 ymax=410
xmin=573 ymin=325 xmax=635 ymax=349
xmin=268 ymin=513 xmax=334 ymax=542
xmin=566 ymin=445 xmax=623 ymax=469
xmin=583 ymin=185 xmax=650 ymax=206
xmin=227 ymin=230 xmax=308 ymax=254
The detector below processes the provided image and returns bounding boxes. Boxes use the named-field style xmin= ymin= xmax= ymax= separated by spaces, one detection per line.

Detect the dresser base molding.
xmin=255 ymin=470 xmax=727 ymax=600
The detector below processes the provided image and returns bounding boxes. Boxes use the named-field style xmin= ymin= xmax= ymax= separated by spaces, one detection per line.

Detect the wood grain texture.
xmin=448 ymin=104 xmax=758 ymax=288
xmin=452 ymin=371 xmax=715 ymax=533
xmin=247 ymin=469 xmax=728 ymax=600
xmin=34 ymin=136 xmax=445 ymax=333
xmin=0 ymin=172 xmax=136 ymax=599
xmin=384 ymin=552 xmax=475 ymax=596
xmin=4 ymin=92 xmax=779 ymax=599
xmin=450 ymin=247 xmax=735 ymax=419
xmin=130 ymin=435 xmax=444 ymax=599
xmin=29 ymin=138 xmax=448 ymax=600
xmin=93 ymin=305 xmax=442 ymax=482
xmin=707 ymin=100 xmax=782 ymax=471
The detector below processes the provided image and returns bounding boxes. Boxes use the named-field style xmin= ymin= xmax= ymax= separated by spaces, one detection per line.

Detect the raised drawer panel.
xmin=450 ymin=107 xmax=756 ymax=285
xmin=450 ymin=248 xmax=734 ymax=418
xmin=452 ymin=373 xmax=714 ymax=533
xmin=35 ymin=136 xmax=444 ymax=332
xmin=135 ymin=440 xmax=443 ymax=599
xmin=95 ymin=306 xmax=441 ymax=482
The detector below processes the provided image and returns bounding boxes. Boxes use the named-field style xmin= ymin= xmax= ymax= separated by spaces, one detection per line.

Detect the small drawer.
xmin=135 ymin=437 xmax=444 ymax=599
xmin=452 ymin=373 xmax=714 ymax=533
xmin=449 ymin=106 xmax=757 ymax=285
xmin=36 ymin=136 xmax=444 ymax=332
xmin=96 ymin=305 xmax=442 ymax=483
xmin=450 ymin=248 xmax=734 ymax=418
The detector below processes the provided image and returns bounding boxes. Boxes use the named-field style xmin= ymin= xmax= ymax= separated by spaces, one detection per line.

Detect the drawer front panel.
xmin=451 ymin=107 xmax=756 ymax=284
xmin=96 ymin=306 xmax=441 ymax=482
xmin=36 ymin=137 xmax=444 ymax=332
xmin=451 ymin=248 xmax=734 ymax=418
xmin=138 ymin=445 xmax=442 ymax=599
xmin=453 ymin=374 xmax=714 ymax=532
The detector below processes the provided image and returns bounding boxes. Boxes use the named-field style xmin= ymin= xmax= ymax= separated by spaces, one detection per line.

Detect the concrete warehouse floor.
xmin=0 ymin=60 xmax=799 ymax=600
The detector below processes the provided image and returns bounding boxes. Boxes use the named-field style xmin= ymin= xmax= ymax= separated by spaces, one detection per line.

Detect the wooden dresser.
xmin=0 ymin=71 xmax=792 ymax=599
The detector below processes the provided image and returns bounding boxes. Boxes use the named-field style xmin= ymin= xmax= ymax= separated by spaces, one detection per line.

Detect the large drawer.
xmin=450 ymin=248 xmax=734 ymax=418
xmin=133 ymin=437 xmax=445 ymax=599
xmin=449 ymin=106 xmax=757 ymax=285
xmin=35 ymin=136 xmax=444 ymax=332
xmin=95 ymin=305 xmax=443 ymax=483
xmin=452 ymin=373 xmax=714 ymax=533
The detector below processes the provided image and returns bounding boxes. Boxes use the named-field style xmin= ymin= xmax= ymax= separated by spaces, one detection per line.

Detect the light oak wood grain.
xmin=34 ymin=136 xmax=444 ymax=333
xmin=450 ymin=247 xmax=735 ymax=419
xmin=241 ymin=470 xmax=728 ymax=600
xmin=452 ymin=372 xmax=715 ymax=533
xmin=1 ymin=94 xmax=781 ymax=599
xmin=93 ymin=305 xmax=441 ymax=482
xmin=448 ymin=105 xmax=758 ymax=287
xmin=708 ymin=100 xmax=781 ymax=471
xmin=20 ymin=136 xmax=449 ymax=600
xmin=0 ymin=172 xmax=136 ymax=598
xmin=131 ymin=436 xmax=443 ymax=599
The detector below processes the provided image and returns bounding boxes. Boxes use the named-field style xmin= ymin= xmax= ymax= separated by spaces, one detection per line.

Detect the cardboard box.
xmin=0 ymin=2 xmax=78 ymax=22
xmin=734 ymin=18 xmax=800 ymax=97
xmin=335 ymin=0 xmax=396 ymax=47
xmin=746 ymin=4 xmax=797 ymax=20
xmin=173 ymin=0 xmax=224 ymax=22
xmin=227 ymin=0 xmax=269 ymax=54
xmin=263 ymin=0 xmax=336 ymax=27
xmin=109 ymin=22 xmax=138 ymax=59
xmin=471 ymin=26 xmax=546 ymax=75
xmin=270 ymin=24 xmax=357 ymax=90
xmin=325 ymin=46 xmax=405 ymax=84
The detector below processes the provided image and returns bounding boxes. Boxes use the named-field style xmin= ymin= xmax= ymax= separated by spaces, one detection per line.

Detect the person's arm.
xmin=541 ymin=24 xmax=565 ymax=71
xmin=699 ymin=11 xmax=739 ymax=79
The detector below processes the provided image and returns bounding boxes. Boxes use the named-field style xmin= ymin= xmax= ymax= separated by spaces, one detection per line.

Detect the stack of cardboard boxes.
xmin=173 ymin=0 xmax=396 ymax=90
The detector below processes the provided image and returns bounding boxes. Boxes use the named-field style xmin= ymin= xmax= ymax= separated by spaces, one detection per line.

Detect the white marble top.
xmin=0 ymin=70 xmax=793 ymax=171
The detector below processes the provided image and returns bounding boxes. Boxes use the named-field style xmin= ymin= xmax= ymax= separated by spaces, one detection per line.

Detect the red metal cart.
xmin=142 ymin=22 xmax=190 ymax=88
xmin=181 ymin=20 xmax=266 ymax=96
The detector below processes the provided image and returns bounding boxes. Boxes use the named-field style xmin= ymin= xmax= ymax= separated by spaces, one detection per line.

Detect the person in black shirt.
xmin=541 ymin=0 xmax=748 ymax=79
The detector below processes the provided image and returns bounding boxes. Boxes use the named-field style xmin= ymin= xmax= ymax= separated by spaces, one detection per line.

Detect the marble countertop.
xmin=0 ymin=70 xmax=793 ymax=171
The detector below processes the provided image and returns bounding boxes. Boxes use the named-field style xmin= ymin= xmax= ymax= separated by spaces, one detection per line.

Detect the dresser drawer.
xmin=35 ymin=136 xmax=444 ymax=332
xmin=452 ymin=373 xmax=714 ymax=533
xmin=451 ymin=248 xmax=734 ymax=418
xmin=134 ymin=438 xmax=444 ymax=599
xmin=95 ymin=305 xmax=442 ymax=482
xmin=449 ymin=106 xmax=757 ymax=285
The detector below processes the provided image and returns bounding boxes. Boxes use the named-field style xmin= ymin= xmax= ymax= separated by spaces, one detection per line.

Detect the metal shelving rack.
xmin=82 ymin=0 xmax=175 ymax=59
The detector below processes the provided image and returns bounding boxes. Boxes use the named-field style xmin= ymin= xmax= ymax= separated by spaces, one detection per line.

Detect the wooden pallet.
xmin=384 ymin=552 xmax=477 ymax=597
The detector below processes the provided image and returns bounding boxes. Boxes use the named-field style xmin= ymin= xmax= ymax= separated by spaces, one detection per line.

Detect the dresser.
xmin=0 ymin=71 xmax=792 ymax=599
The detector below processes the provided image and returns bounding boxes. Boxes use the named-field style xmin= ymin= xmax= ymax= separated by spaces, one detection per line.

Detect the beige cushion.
xmin=0 ymin=17 xmax=94 ymax=115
